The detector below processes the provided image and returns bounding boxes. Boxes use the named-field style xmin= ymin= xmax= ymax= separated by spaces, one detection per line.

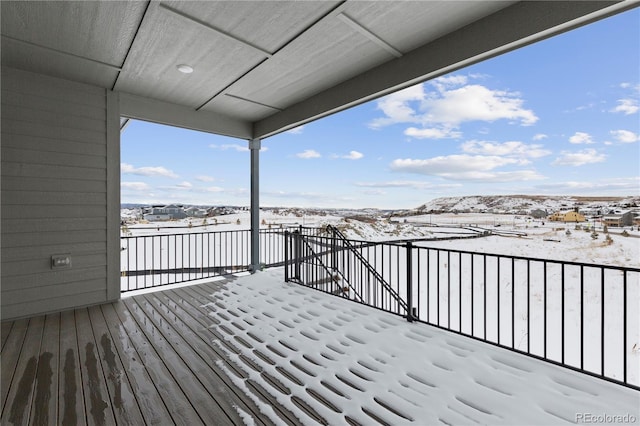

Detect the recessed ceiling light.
xmin=177 ymin=64 xmax=193 ymax=74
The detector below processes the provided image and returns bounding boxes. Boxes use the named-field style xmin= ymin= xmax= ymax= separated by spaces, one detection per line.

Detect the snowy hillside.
xmin=410 ymin=195 xmax=639 ymax=215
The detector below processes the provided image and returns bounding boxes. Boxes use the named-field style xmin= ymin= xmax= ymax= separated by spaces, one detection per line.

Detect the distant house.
xmin=530 ymin=209 xmax=547 ymax=219
xmin=143 ymin=204 xmax=187 ymax=221
xmin=580 ymin=208 xmax=602 ymax=217
xmin=185 ymin=207 xmax=208 ymax=218
xmin=207 ymin=206 xmax=235 ymax=217
xmin=602 ymin=211 xmax=634 ymax=227
xmin=548 ymin=210 xmax=586 ymax=223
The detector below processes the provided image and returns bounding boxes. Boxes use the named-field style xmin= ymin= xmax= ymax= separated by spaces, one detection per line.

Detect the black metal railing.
xmin=284 ymin=226 xmax=410 ymax=317
xmin=121 ymin=227 xmax=314 ymax=291
xmin=284 ymin=230 xmax=640 ymax=390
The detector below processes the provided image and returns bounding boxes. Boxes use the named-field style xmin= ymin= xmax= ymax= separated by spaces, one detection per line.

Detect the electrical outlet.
xmin=51 ymin=254 xmax=71 ymax=269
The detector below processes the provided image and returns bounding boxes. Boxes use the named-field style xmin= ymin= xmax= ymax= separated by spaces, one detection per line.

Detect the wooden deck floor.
xmin=0 ymin=276 xmax=304 ymax=426
xmin=3 ymin=272 xmax=638 ymax=426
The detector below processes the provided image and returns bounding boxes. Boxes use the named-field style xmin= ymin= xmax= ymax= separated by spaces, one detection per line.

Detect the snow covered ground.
xmin=399 ymin=213 xmax=639 ymax=267
xmin=205 ymin=268 xmax=640 ymax=425
xmin=121 ymin=211 xmax=640 ymax=389
xmin=122 ymin=211 xmax=639 ymax=267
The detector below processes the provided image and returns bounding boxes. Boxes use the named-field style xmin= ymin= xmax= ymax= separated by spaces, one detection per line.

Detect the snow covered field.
xmin=121 ymin=211 xmax=640 ymax=387
xmin=122 ymin=211 xmax=640 ymax=267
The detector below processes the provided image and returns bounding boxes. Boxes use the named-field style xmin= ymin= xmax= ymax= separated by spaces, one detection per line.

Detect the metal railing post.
xmin=331 ymin=227 xmax=338 ymax=272
xmin=294 ymin=230 xmax=301 ymax=281
xmin=284 ymin=230 xmax=290 ymax=282
xmin=406 ymin=241 xmax=414 ymax=322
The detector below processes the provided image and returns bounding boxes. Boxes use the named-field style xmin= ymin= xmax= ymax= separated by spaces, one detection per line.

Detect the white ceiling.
xmin=2 ymin=1 xmax=637 ymax=140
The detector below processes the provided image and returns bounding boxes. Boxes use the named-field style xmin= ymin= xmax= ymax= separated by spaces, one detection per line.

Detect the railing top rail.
xmin=301 ymin=230 xmax=639 ymax=273
xmin=410 ymin=244 xmax=640 ymax=273
xmin=121 ymin=226 xmax=302 ymax=239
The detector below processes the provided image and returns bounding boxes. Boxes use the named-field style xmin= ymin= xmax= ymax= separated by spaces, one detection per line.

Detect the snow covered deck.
xmin=2 ymin=270 xmax=638 ymax=425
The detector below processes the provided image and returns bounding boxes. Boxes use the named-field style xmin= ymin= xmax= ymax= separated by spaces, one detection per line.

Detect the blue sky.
xmin=121 ymin=8 xmax=639 ymax=210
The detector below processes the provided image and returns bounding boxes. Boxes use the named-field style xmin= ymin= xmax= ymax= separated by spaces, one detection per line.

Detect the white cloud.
xmin=422 ymin=84 xmax=538 ymax=126
xmin=404 ymin=127 xmax=461 ymax=139
xmin=121 ymin=182 xmax=150 ymax=191
xmin=389 ymin=155 xmax=544 ymax=182
xmin=619 ymin=83 xmax=640 ymax=95
xmin=205 ymin=186 xmax=224 ymax=193
xmin=263 ymin=190 xmax=330 ymax=200
xmin=159 ymin=181 xmax=193 ymax=190
xmin=196 ymin=175 xmax=217 ymax=182
xmin=340 ymin=151 xmax=364 ymax=160
xmin=452 ymin=170 xmax=545 ymax=182
xmin=461 ymin=140 xmax=551 ymax=159
xmin=391 ymin=155 xmax=519 ymax=174
xmin=210 ymin=143 xmax=268 ymax=152
xmin=296 ymin=149 xmax=321 ymax=159
xmin=391 ymin=155 xmax=518 ymax=175
xmin=532 ymin=134 xmax=548 ymax=141
xmin=610 ymin=129 xmax=639 ymax=143
xmin=610 ymin=99 xmax=639 ymax=115
xmin=568 ymin=132 xmax=594 ymax=144
xmin=369 ymin=76 xmax=537 ymax=140
xmin=209 ymin=143 xmax=248 ymax=152
xmin=428 ymin=75 xmax=469 ymax=91
xmin=361 ymin=189 xmax=387 ymax=196
xmin=286 ymin=125 xmax=305 ymax=134
xmin=564 ymin=102 xmax=596 ymax=113
xmin=121 ymin=163 xmax=178 ymax=178
xmin=369 ymin=85 xmax=425 ymax=129
xmin=355 ymin=180 xmax=461 ymax=190
xmin=552 ymin=149 xmax=606 ymax=166
xmin=535 ymin=177 xmax=640 ymax=193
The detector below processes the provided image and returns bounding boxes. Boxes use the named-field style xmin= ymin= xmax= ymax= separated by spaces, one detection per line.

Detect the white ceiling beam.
xmin=111 ymin=0 xmax=153 ymax=91
xmin=119 ymin=92 xmax=252 ymax=139
xmin=224 ymin=94 xmax=283 ymax=111
xmin=196 ymin=1 xmax=347 ymax=111
xmin=254 ymin=1 xmax=637 ymax=139
xmin=337 ymin=13 xmax=403 ymax=58
xmin=158 ymin=3 xmax=273 ymax=58
xmin=2 ymin=35 xmax=122 ymax=71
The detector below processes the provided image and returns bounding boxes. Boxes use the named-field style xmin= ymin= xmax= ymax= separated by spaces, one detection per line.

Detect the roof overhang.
xmin=2 ymin=1 xmax=638 ymax=140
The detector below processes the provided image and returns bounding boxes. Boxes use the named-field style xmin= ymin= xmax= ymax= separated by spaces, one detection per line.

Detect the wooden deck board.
xmin=29 ymin=313 xmax=60 ymax=425
xmin=74 ymin=307 xmax=118 ymax=426
xmin=58 ymin=310 xmax=87 ymax=426
xmin=168 ymin=284 xmax=301 ymax=425
xmin=173 ymin=283 xmax=304 ymax=426
xmin=1 ymin=321 xmax=14 ymax=351
xmin=140 ymin=291 xmax=274 ymax=426
xmin=1 ymin=318 xmax=28 ymax=412
xmin=99 ymin=302 xmax=175 ymax=425
xmin=178 ymin=282 xmax=310 ymax=426
xmin=0 ymin=279 xmax=307 ymax=426
xmin=2 ymin=316 xmax=44 ymax=425
xmin=123 ymin=294 xmax=238 ymax=425
xmin=86 ymin=304 xmax=146 ymax=425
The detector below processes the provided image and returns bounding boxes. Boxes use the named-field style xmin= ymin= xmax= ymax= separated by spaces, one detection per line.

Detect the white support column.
xmin=249 ymin=138 xmax=261 ymax=272
xmin=106 ymin=90 xmax=121 ymax=301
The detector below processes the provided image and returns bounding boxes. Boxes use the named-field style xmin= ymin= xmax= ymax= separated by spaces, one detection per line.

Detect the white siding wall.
xmin=1 ymin=67 xmax=120 ymax=320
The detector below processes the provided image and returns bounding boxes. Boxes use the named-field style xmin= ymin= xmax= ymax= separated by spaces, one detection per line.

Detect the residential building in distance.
xmin=185 ymin=206 xmax=208 ymax=218
xmin=602 ymin=211 xmax=635 ymax=227
xmin=530 ymin=209 xmax=548 ymax=219
xmin=548 ymin=210 xmax=586 ymax=223
xmin=143 ymin=204 xmax=188 ymax=221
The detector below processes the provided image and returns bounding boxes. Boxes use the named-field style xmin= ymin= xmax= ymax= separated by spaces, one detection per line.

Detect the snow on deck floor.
xmin=204 ymin=268 xmax=639 ymax=425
